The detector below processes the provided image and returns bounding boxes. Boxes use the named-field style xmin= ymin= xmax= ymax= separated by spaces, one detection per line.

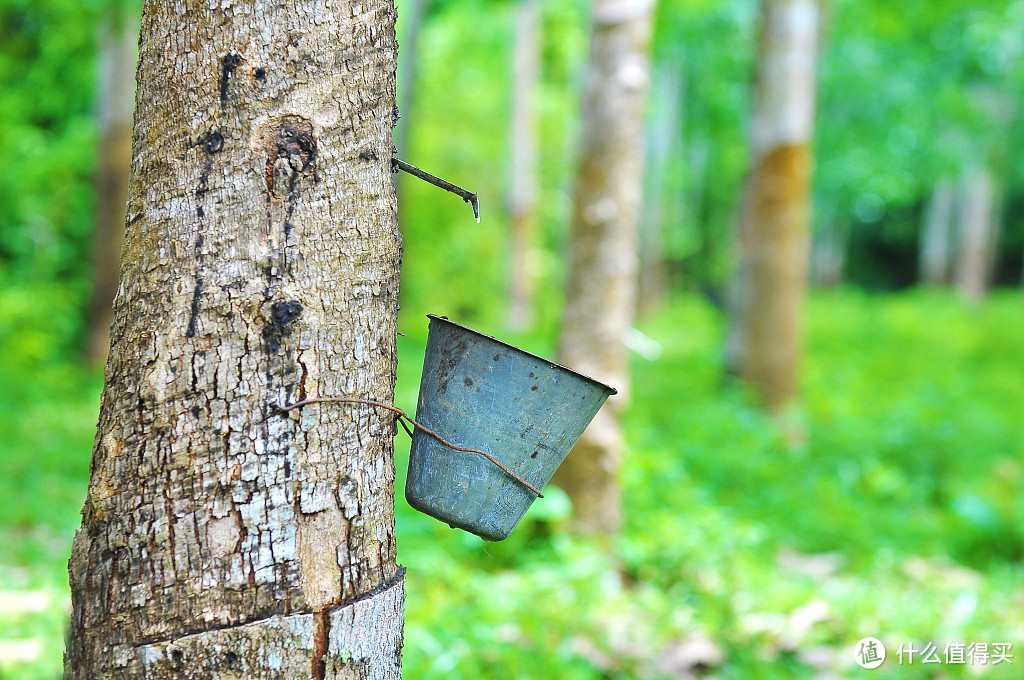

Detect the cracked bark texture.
xmin=65 ymin=0 xmax=404 ymax=678
xmin=552 ymin=0 xmax=653 ymax=535
xmin=725 ymin=0 xmax=819 ymax=412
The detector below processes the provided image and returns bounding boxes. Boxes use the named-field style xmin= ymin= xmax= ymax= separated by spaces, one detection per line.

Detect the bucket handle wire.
xmin=279 ymin=397 xmax=543 ymax=498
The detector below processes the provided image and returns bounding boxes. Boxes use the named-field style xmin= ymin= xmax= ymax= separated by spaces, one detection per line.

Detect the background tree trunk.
xmin=810 ymin=210 xmax=848 ymax=288
xmin=552 ymin=0 xmax=653 ymax=535
xmin=506 ymin=0 xmax=540 ymax=331
xmin=395 ymin=0 xmax=428 ymax=162
xmin=637 ymin=58 xmax=681 ymax=316
xmin=394 ymin=0 xmax=429 ymax=212
xmin=919 ymin=179 xmax=956 ymax=286
xmin=954 ymin=167 xmax=996 ymax=304
xmin=725 ymin=0 xmax=820 ymax=412
xmin=85 ymin=9 xmax=139 ymax=365
xmin=65 ymin=1 xmax=405 ymax=678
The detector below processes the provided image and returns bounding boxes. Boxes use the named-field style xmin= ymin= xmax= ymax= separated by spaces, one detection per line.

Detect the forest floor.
xmin=1 ymin=289 xmax=1022 ymax=679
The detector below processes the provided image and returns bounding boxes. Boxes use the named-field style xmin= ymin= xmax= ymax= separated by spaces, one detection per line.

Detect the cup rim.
xmin=426 ymin=314 xmax=619 ymax=396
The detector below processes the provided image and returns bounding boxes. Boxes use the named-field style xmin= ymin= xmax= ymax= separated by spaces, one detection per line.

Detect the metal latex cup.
xmin=405 ymin=315 xmax=616 ymax=541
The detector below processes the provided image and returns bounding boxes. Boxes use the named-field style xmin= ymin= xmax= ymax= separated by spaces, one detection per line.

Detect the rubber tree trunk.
xmin=552 ymin=0 xmax=653 ymax=535
xmin=637 ymin=58 xmax=681 ymax=316
xmin=919 ymin=179 xmax=956 ymax=285
xmin=725 ymin=0 xmax=819 ymax=413
xmin=65 ymin=1 xmax=405 ymax=678
xmin=85 ymin=10 xmax=139 ymax=365
xmin=506 ymin=0 xmax=540 ymax=331
xmin=955 ymin=167 xmax=996 ymax=304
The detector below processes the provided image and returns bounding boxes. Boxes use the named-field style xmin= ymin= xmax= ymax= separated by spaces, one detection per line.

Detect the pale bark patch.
xmin=207 ymin=515 xmax=242 ymax=558
xmin=751 ymin=0 xmax=819 ymax=156
xmin=326 ymin=571 xmax=405 ymax=680
xmin=297 ymin=508 xmax=346 ymax=610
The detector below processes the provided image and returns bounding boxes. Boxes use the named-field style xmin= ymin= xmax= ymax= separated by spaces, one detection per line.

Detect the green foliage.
xmin=3 ymin=290 xmax=1023 ymax=679
xmin=0 ymin=0 xmax=101 ymax=290
xmin=645 ymin=0 xmax=1024 ymax=290
xmin=0 ymin=279 xmax=99 ymax=680
xmin=650 ymin=0 xmax=756 ymax=285
xmin=814 ymin=0 xmax=1024 ymax=286
xmin=395 ymin=0 xmax=588 ymax=332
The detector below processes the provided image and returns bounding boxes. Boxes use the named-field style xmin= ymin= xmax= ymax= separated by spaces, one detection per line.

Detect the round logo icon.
xmin=855 ymin=637 xmax=886 ymax=669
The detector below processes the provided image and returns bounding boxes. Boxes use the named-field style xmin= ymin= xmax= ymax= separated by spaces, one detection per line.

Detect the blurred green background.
xmin=1 ymin=0 xmax=1023 ymax=677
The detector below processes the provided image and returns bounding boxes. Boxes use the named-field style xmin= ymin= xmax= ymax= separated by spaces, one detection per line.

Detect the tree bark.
xmin=552 ymin=0 xmax=653 ymax=535
xmin=954 ymin=167 xmax=996 ymax=304
xmin=725 ymin=0 xmax=819 ymax=412
xmin=506 ymin=0 xmax=540 ymax=331
xmin=65 ymin=1 xmax=405 ymax=678
xmin=637 ymin=58 xmax=681 ymax=316
xmin=919 ymin=179 xmax=956 ymax=286
xmin=85 ymin=10 xmax=139 ymax=365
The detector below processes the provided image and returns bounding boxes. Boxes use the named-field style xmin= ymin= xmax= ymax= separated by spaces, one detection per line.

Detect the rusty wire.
xmin=279 ymin=397 xmax=543 ymax=498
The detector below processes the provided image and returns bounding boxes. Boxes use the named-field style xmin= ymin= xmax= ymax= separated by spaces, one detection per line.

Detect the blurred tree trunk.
xmin=553 ymin=0 xmax=653 ymax=535
xmin=810 ymin=210 xmax=847 ymax=288
xmin=85 ymin=10 xmax=139 ymax=364
xmin=688 ymin=139 xmax=711 ymax=285
xmin=919 ymin=179 xmax=956 ymax=285
xmin=395 ymin=0 xmax=429 ymax=210
xmin=506 ymin=0 xmax=540 ymax=330
xmin=725 ymin=0 xmax=820 ymax=412
xmin=954 ymin=167 xmax=996 ymax=304
xmin=395 ymin=0 xmax=428 ymax=161
xmin=65 ymin=1 xmax=405 ymax=678
xmin=637 ymin=59 xmax=681 ymax=316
